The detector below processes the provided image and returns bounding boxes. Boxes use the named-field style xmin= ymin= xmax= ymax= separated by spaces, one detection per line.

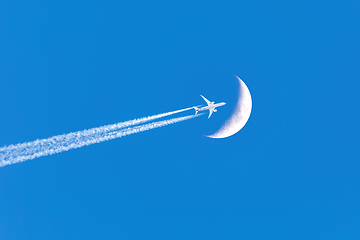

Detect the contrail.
xmin=0 ymin=106 xmax=193 ymax=161
xmin=2 ymin=106 xmax=193 ymax=153
xmin=0 ymin=112 xmax=201 ymax=168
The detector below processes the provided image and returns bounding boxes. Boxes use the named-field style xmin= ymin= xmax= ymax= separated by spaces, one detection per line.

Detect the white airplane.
xmin=194 ymin=95 xmax=226 ymax=118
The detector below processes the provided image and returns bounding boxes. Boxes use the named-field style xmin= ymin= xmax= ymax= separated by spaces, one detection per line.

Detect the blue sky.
xmin=1 ymin=1 xmax=359 ymax=239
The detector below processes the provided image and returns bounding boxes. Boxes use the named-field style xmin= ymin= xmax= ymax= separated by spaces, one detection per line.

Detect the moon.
xmin=207 ymin=76 xmax=252 ymax=138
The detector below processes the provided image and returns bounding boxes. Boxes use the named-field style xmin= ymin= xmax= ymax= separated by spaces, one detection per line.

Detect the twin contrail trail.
xmin=0 ymin=107 xmax=200 ymax=168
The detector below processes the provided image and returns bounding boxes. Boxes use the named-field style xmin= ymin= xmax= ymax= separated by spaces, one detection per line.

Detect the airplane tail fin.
xmin=193 ymin=106 xmax=199 ymax=115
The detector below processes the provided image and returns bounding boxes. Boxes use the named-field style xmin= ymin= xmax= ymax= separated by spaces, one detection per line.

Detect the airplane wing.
xmin=200 ymin=95 xmax=211 ymax=106
xmin=208 ymin=108 xmax=214 ymax=118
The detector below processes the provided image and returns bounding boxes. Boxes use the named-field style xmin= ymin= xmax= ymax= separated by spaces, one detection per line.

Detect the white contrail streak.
xmin=0 ymin=113 xmax=201 ymax=168
xmin=4 ymin=106 xmax=194 ymax=154
xmin=0 ymin=106 xmax=193 ymax=163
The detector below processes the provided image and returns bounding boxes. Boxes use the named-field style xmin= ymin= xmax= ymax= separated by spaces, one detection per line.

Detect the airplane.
xmin=193 ymin=95 xmax=226 ymax=118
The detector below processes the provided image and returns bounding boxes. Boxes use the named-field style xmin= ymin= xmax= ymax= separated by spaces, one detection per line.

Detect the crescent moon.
xmin=206 ymin=76 xmax=252 ymax=138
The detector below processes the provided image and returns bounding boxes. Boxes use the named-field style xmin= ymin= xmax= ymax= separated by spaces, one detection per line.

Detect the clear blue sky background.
xmin=1 ymin=1 xmax=359 ymax=239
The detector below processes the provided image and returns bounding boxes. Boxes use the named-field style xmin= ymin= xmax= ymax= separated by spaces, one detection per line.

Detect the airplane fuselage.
xmin=196 ymin=102 xmax=226 ymax=112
